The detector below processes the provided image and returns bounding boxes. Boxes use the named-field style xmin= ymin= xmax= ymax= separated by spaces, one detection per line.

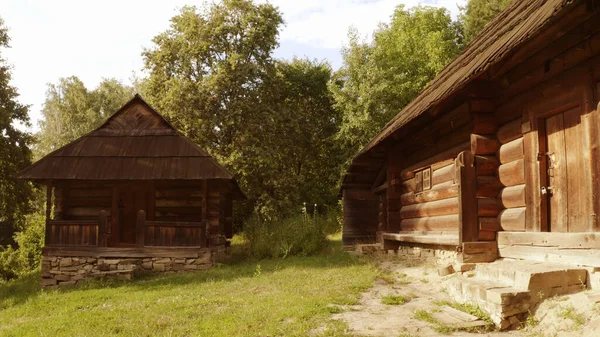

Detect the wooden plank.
xmin=382 ymin=232 xmax=459 ymax=246
xmin=498 ymin=159 xmax=525 ymax=187
xmin=432 ymin=164 xmax=454 ymax=186
xmin=497 ymin=119 xmax=523 ymax=144
xmin=42 ymin=246 xmax=210 ymax=258
xmin=98 ymin=210 xmax=108 ymax=247
xmin=499 ymin=184 xmax=526 ymax=208
xmin=474 ymin=156 xmax=499 ymax=176
xmin=45 ymin=181 xmax=53 ymax=246
xmin=201 ymin=180 xmax=208 ymax=247
xmin=498 ymin=232 xmax=600 ymax=248
xmin=523 ymin=114 xmax=544 ymax=232
xmin=498 ymin=207 xmax=526 ymax=231
xmin=498 ymin=245 xmax=600 ymax=267
xmin=472 ymin=113 xmax=498 ymax=134
xmin=498 ymin=137 xmax=524 ymax=164
xmin=456 ymin=151 xmax=478 ymax=243
xmin=563 ymin=105 xmax=587 ymax=232
xmin=400 ymin=142 xmax=469 ymax=180
xmin=470 ymin=134 xmax=500 ymax=155
xmin=399 ymin=197 xmax=459 ymax=219
xmin=476 ymin=176 xmax=503 ymax=198
xmin=478 ymin=230 xmax=496 ymax=241
xmin=136 ymin=210 xmax=146 ymax=247
xmin=477 ymin=198 xmax=503 ymax=217
xmin=545 ymin=112 xmax=569 ymax=232
xmin=400 ymin=181 xmax=458 ymax=205
xmin=400 ymin=214 xmax=459 ymax=231
xmin=479 ymin=217 xmax=500 ymax=232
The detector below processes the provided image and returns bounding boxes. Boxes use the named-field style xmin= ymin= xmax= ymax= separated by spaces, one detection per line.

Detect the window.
xmin=414 ymin=167 xmax=432 ymax=193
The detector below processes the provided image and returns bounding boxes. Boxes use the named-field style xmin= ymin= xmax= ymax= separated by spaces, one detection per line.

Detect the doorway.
xmin=538 ymin=105 xmax=586 ymax=232
xmin=116 ymin=183 xmax=149 ymax=246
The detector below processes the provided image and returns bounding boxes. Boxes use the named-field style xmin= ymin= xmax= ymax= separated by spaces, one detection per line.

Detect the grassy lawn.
xmin=0 ymin=236 xmax=377 ymax=337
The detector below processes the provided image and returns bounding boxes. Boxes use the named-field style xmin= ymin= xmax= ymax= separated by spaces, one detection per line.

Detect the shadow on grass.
xmin=0 ymin=238 xmax=371 ymax=310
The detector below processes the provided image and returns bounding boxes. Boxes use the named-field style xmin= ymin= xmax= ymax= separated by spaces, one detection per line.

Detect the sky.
xmin=2 ymin=0 xmax=465 ymax=132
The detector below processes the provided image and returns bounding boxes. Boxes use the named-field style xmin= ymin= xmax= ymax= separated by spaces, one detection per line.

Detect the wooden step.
xmin=475 ymin=259 xmax=587 ymax=291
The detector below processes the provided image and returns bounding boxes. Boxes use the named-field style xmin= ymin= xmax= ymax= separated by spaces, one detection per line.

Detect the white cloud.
xmin=2 ymin=0 xmax=465 ymax=132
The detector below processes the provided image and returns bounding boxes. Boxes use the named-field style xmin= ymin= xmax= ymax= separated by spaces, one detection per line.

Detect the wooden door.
xmin=539 ymin=106 xmax=586 ymax=232
xmin=117 ymin=184 xmax=148 ymax=245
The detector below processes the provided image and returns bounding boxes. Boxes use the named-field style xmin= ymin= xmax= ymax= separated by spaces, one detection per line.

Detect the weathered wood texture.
xmin=342 ymin=189 xmax=379 ymax=244
xmin=456 ymin=151 xmax=478 ymax=243
xmin=46 ymin=220 xmax=99 ymax=246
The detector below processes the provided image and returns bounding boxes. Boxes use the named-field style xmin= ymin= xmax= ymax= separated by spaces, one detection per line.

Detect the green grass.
xmin=0 ymin=236 xmax=378 ymax=337
xmin=381 ymin=294 xmax=410 ymax=305
xmin=558 ymin=305 xmax=585 ymax=329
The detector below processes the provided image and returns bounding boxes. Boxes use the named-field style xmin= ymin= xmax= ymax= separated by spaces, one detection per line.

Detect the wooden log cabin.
xmin=18 ymin=94 xmax=244 ymax=287
xmin=341 ymin=0 xmax=600 ymax=267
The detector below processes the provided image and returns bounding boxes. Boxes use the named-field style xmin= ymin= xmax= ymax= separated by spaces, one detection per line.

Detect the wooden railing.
xmin=46 ymin=211 xmax=108 ymax=247
xmin=138 ymin=210 xmax=207 ymax=247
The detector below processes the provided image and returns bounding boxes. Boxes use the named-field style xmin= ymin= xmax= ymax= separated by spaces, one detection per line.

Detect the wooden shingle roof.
xmin=19 ymin=95 xmax=238 ymax=183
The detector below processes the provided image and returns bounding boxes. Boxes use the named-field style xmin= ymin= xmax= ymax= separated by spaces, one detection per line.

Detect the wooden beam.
xmin=201 ymin=180 xmax=208 ymax=248
xmin=136 ymin=210 xmax=146 ymax=247
xmin=456 ymin=151 xmax=478 ymax=243
xmin=98 ymin=210 xmax=108 ymax=247
xmin=45 ymin=181 xmax=53 ymax=246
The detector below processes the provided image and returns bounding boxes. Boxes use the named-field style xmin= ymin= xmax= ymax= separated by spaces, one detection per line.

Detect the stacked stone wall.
xmin=41 ymin=249 xmax=213 ymax=288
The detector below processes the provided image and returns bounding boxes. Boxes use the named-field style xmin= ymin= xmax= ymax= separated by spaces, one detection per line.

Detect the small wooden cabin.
xmin=19 ymin=95 xmax=243 ymax=286
xmin=341 ymin=0 xmax=600 ymax=266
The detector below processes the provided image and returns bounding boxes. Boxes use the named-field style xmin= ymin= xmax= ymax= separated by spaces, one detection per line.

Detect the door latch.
xmin=541 ymin=186 xmax=554 ymax=195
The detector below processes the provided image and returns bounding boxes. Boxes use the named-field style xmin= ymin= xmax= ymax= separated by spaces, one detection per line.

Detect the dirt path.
xmin=329 ymin=255 xmax=598 ymax=337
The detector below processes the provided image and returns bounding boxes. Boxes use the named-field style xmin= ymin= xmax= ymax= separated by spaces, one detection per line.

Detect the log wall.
xmin=397 ymin=148 xmax=461 ymax=234
xmin=342 ymin=189 xmax=379 ymax=244
xmin=60 ymin=182 xmax=112 ymax=220
xmin=470 ymin=101 xmax=501 ymax=241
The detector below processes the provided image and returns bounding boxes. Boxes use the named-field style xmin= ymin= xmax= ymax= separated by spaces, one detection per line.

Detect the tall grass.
xmin=243 ymin=210 xmax=340 ymax=259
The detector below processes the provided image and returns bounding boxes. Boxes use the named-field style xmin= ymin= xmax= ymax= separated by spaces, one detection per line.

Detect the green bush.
xmin=0 ymin=213 xmax=45 ymax=281
xmin=243 ymin=210 xmax=340 ymax=259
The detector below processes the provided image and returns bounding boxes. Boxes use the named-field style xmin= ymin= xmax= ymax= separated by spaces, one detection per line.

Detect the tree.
xmin=459 ymin=0 xmax=512 ymax=44
xmin=330 ymin=5 xmax=462 ymax=155
xmin=0 ymin=17 xmax=34 ymax=245
xmin=35 ymin=77 xmax=134 ymax=158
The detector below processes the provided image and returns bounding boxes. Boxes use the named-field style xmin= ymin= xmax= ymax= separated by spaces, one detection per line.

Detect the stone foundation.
xmin=41 ymin=249 xmax=214 ymax=288
xmin=391 ymin=243 xmax=459 ymax=266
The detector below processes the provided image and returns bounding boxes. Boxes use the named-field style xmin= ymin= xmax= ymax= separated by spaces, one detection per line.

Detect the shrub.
xmin=0 ymin=213 xmax=45 ymax=281
xmin=243 ymin=210 xmax=339 ymax=259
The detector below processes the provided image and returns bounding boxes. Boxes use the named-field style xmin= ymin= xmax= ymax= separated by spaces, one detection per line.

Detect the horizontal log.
xmin=499 ymin=184 xmax=526 ymax=208
xmin=473 ymin=112 xmax=498 ymax=134
xmin=498 ymin=232 xmax=600 ymax=248
xmin=68 ymin=189 xmax=111 ymax=198
xmin=498 ymin=137 xmax=524 ymax=164
xmin=479 ymin=217 xmax=500 ymax=232
xmin=399 ymin=142 xmax=469 ymax=180
xmin=497 ymin=119 xmax=522 ymax=144
xmin=498 ymin=207 xmax=526 ymax=231
xmin=432 ymin=164 xmax=454 ymax=186
xmin=471 ymin=134 xmax=500 ymax=155
xmin=478 ymin=230 xmax=496 ymax=241
xmin=498 ymin=159 xmax=525 ymax=187
xmin=476 ymin=176 xmax=503 ymax=197
xmin=478 ymin=198 xmax=503 ymax=217
xmin=399 ymin=197 xmax=459 ymax=219
xmin=66 ymin=197 xmax=112 ymax=207
xmin=155 ymin=199 xmax=203 ymax=207
xmin=470 ymin=99 xmax=495 ymax=113
xmin=474 ymin=156 xmax=500 ymax=176
xmin=400 ymin=181 xmax=458 ymax=205
xmin=66 ymin=207 xmax=110 ymax=217
xmin=400 ymin=214 xmax=460 ymax=231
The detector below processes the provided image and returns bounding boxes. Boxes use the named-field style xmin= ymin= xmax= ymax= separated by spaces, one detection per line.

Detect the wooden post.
xmin=111 ymin=185 xmax=118 ymax=245
xmin=136 ymin=210 xmax=146 ymax=247
xmin=201 ymin=180 xmax=208 ymax=247
xmin=456 ymin=151 xmax=478 ymax=243
xmin=98 ymin=210 xmax=108 ymax=247
xmin=44 ymin=181 xmax=53 ymax=246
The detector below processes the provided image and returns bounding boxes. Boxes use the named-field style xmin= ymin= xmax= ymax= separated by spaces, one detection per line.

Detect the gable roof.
xmin=19 ymin=95 xmax=240 ymax=190
xmin=352 ymin=0 xmax=579 ymax=161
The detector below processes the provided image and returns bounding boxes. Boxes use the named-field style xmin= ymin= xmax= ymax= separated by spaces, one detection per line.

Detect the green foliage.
xmin=0 ymin=212 xmax=45 ymax=281
xmin=459 ymin=0 xmax=512 ymax=44
xmin=143 ymin=1 xmax=343 ymax=220
xmin=330 ymin=5 xmax=463 ymax=155
xmin=243 ymin=211 xmax=340 ymax=259
xmin=0 ymin=242 xmax=378 ymax=336
xmin=35 ymin=76 xmax=134 ymax=159
xmin=0 ymin=17 xmax=34 ymax=244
